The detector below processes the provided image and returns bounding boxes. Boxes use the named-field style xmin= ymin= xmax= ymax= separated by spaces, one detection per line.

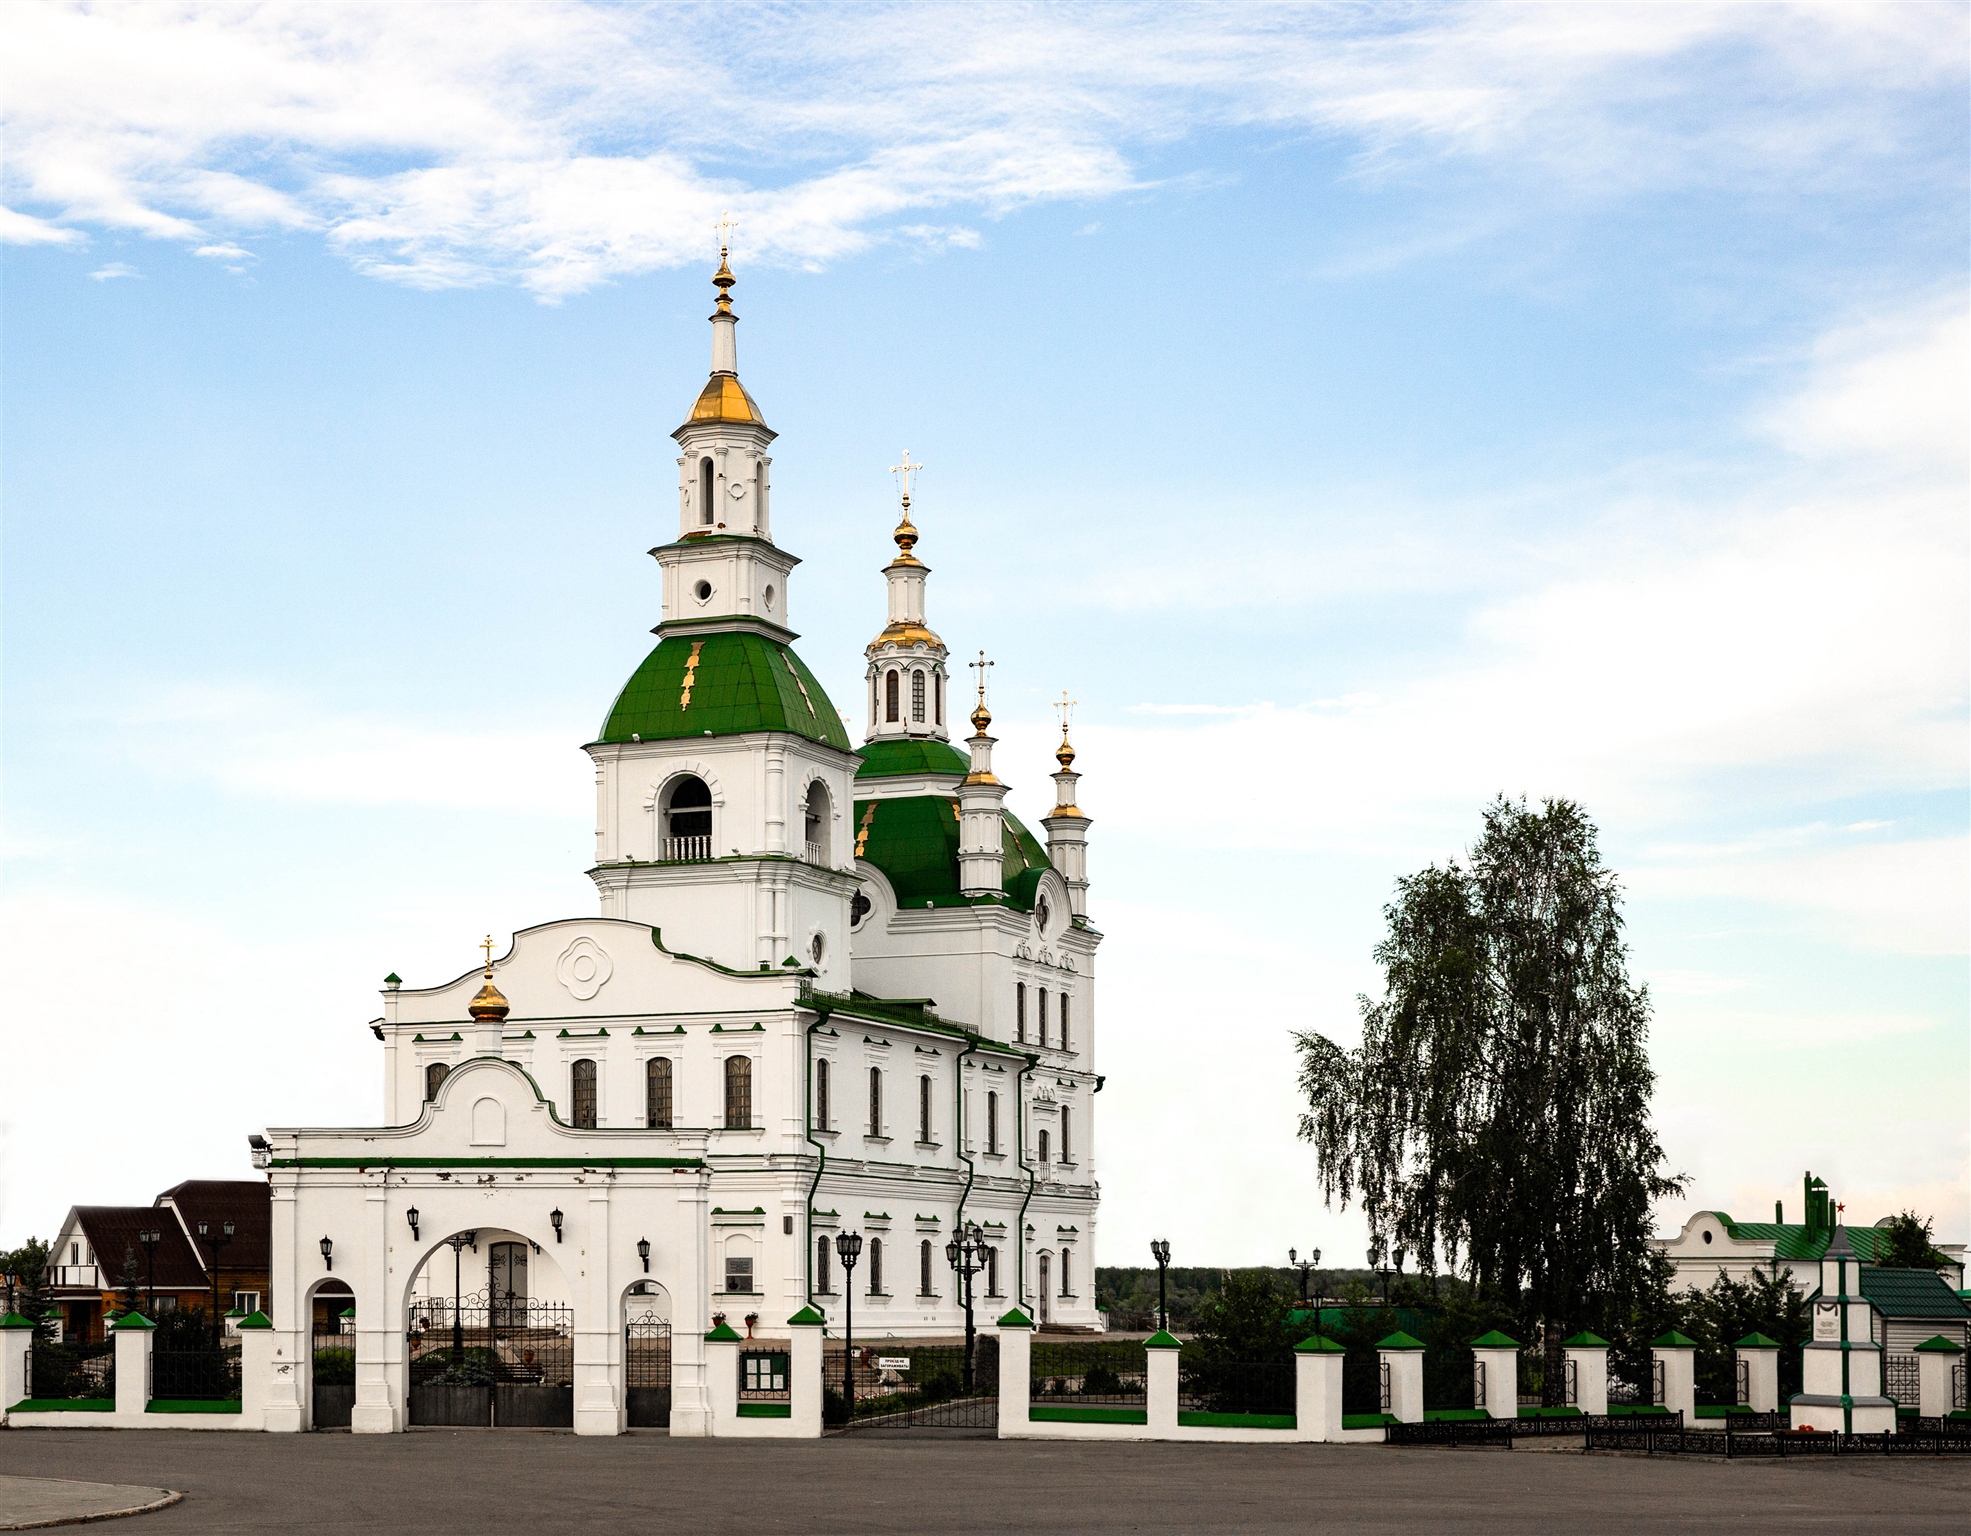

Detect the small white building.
xmin=256 ymin=250 xmax=1105 ymax=1435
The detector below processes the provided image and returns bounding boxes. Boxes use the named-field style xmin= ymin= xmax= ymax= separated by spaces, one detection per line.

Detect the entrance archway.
xmin=623 ymin=1281 xmax=672 ymax=1429
xmin=307 ymin=1279 xmax=357 ymax=1429
xmin=404 ymin=1229 xmax=576 ymax=1428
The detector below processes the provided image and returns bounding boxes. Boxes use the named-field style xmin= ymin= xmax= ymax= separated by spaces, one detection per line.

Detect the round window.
xmin=694 ymin=580 xmax=713 ymax=601
xmin=849 ymin=889 xmax=871 ymax=929
xmin=1036 ymin=898 xmax=1051 ymax=933
xmin=763 ymin=584 xmax=776 ymax=610
xmin=1701 ymin=1230 xmax=1712 ymax=1244
xmin=809 ymin=933 xmax=825 ymax=965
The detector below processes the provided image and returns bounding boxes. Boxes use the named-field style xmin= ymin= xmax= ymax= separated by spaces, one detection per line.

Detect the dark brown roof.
xmin=71 ymin=1207 xmax=206 ymax=1290
xmin=156 ymin=1181 xmax=270 ymax=1269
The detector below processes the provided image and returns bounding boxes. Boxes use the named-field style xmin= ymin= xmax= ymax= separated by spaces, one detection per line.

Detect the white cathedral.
xmin=252 ymin=251 xmax=1103 ymax=1434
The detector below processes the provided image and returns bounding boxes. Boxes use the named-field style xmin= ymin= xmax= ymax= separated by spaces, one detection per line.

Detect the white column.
xmin=1293 ymin=1339 xmax=1345 ymax=1441
xmin=1916 ymin=1342 xmax=1960 ymax=1418
xmin=787 ymin=1312 xmax=824 ymax=1438
xmin=1652 ymin=1338 xmax=1695 ymax=1422
xmin=1146 ymin=1338 xmax=1180 ymax=1437
xmin=1736 ymin=1342 xmax=1779 ymax=1413
xmin=0 ymin=1317 xmax=33 ymax=1421
xmin=267 ymin=1177 xmax=306 ymax=1429
xmin=1472 ymin=1338 xmax=1520 ymax=1419
xmin=704 ymin=1326 xmax=739 ymax=1436
xmin=994 ymin=1312 xmax=1033 ymax=1436
xmin=574 ymin=1176 xmax=619 ymax=1435
xmin=112 ymin=1317 xmax=151 ymax=1416
xmin=671 ymin=1166 xmax=713 ymax=1435
xmin=1379 ymin=1340 xmax=1424 ymax=1423
xmin=239 ymin=1321 xmax=278 ymax=1430
xmin=351 ymin=1177 xmax=398 ymax=1433
xmin=1563 ymin=1339 xmax=1609 ymax=1415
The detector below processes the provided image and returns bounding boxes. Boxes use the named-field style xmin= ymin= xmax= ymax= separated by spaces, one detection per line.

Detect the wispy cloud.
xmin=87 ymin=260 xmax=138 ymax=280
xmin=0 ymin=204 xmax=82 ymax=245
xmin=2 ymin=2 xmax=1962 ymax=296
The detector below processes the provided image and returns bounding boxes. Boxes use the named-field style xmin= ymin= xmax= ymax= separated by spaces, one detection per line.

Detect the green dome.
xmin=597 ymin=633 xmax=850 ymax=750
xmin=855 ymin=738 xmax=970 ymax=779
xmin=852 ymin=794 xmax=1052 ymax=911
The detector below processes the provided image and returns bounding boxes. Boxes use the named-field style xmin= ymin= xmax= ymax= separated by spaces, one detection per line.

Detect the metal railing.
xmin=152 ymin=1347 xmax=242 ymax=1401
xmin=1955 ymin=1361 xmax=1966 ymax=1412
xmin=661 ymin=835 xmax=712 ymax=862
xmin=1031 ymin=1340 xmax=1148 ymax=1404
xmin=42 ymin=1264 xmax=101 ymax=1289
xmin=1178 ymin=1358 xmax=1296 ymax=1417
xmin=1884 ymin=1354 xmax=1919 ymax=1406
xmin=29 ymin=1339 xmax=114 ymax=1400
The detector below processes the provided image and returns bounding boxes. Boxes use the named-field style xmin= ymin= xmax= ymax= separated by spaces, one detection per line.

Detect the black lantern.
xmin=1289 ymin=1246 xmax=1321 ymax=1307
xmin=1149 ymin=1238 xmax=1172 ymax=1332
xmin=137 ymin=1228 xmax=162 ymax=1319
xmin=945 ymin=1222 xmax=990 ymax=1394
xmin=193 ymin=1217 xmax=235 ymax=1345
xmin=550 ymin=1208 xmax=564 ymax=1243
xmin=406 ymin=1207 xmax=420 ymax=1241
xmin=637 ymin=1238 xmax=651 ymax=1273
xmin=835 ymin=1231 xmax=863 ymax=1419
xmin=319 ymin=1235 xmax=334 ymax=1271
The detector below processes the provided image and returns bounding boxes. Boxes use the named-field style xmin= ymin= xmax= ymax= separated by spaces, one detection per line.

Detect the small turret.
xmin=864 ymin=451 xmax=951 ymax=742
xmin=957 ymin=653 xmax=1008 ymax=897
xmin=1042 ymin=693 xmax=1092 ymax=919
xmin=467 ymin=936 xmax=509 ymax=1057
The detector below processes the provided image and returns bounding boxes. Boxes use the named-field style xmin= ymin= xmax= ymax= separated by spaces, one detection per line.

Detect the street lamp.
xmin=637 ymin=1238 xmax=651 ymax=1273
xmin=1149 ymin=1239 xmax=1172 ymax=1333
xmin=550 ymin=1208 xmax=564 ymax=1244
xmin=1369 ymin=1243 xmax=1394 ymax=1309
xmin=835 ymin=1232 xmax=863 ymax=1421
xmin=197 ymin=1219 xmax=236 ymax=1346
xmin=945 ymin=1222 xmax=988 ymax=1394
xmin=137 ymin=1229 xmax=162 ymax=1319
xmin=406 ymin=1207 xmax=420 ymax=1242
xmin=1289 ymin=1247 xmax=1320 ymax=1308
xmin=443 ymin=1231 xmax=477 ymax=1374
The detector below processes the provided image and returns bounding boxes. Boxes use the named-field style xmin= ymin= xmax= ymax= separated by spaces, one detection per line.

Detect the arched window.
xmin=911 ymin=670 xmax=925 ymax=723
xmin=1015 ymin=982 xmax=1026 ymax=1044
xmin=934 ymin=671 xmax=943 ymax=725
xmin=920 ymin=1240 xmax=934 ymax=1296
xmin=646 ymin=1056 xmax=672 ymax=1128
xmin=571 ymin=1058 xmax=598 ymax=1128
xmin=1059 ymin=994 xmax=1070 ymax=1051
xmin=724 ymin=1055 xmax=752 ymax=1129
xmin=723 ymin=1237 xmax=754 ymax=1295
xmin=804 ymin=781 xmax=830 ymax=865
xmin=1061 ymin=1106 xmax=1071 ymax=1162
xmin=1038 ymin=1128 xmax=1050 ymax=1165
xmin=816 ymin=1234 xmax=834 ymax=1295
xmin=1038 ymin=988 xmax=1049 ymax=1049
xmin=986 ymin=1246 xmax=1000 ymax=1296
xmin=868 ymin=1067 xmax=882 ymax=1136
xmin=1060 ymin=1250 xmax=1071 ymax=1297
xmin=663 ymin=775 xmax=712 ymax=860
xmin=814 ymin=1058 xmax=831 ymax=1130
xmin=986 ymin=1091 xmax=999 ymax=1155
xmin=919 ymin=1075 xmax=933 ymax=1143
xmin=699 ymin=457 xmax=715 ymax=525
xmin=868 ymin=1238 xmax=883 ymax=1296
xmin=753 ymin=461 xmax=765 ymax=529
xmin=885 ymin=670 xmax=900 ymax=723
xmin=424 ymin=1061 xmax=449 ymax=1102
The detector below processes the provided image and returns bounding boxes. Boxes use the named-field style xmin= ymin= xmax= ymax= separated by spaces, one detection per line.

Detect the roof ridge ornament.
xmin=468 ymin=934 xmax=510 ymax=1021
xmin=1054 ymin=691 xmax=1077 ymax=769
xmin=888 ymin=449 xmax=925 ymax=561
xmin=968 ymin=650 xmax=994 ymax=733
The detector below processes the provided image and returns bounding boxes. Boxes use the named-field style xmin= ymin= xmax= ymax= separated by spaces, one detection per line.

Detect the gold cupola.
xmin=468 ymin=937 xmax=509 ymax=1022
xmin=686 ymin=244 xmax=767 ymax=427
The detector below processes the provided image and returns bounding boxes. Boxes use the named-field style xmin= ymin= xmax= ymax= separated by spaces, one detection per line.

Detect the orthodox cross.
xmin=968 ymin=650 xmax=994 ymax=707
xmin=890 ymin=450 xmax=924 ymax=509
xmin=1055 ymin=691 xmax=1077 ymax=735
xmin=481 ymin=934 xmax=495 ymax=974
xmin=716 ymin=209 xmax=737 ymax=256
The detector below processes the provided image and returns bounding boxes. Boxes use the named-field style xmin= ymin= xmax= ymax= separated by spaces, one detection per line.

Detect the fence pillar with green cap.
xmin=110 ymin=1310 xmax=153 ymax=1417
xmin=1650 ymin=1330 xmax=1697 ymax=1420
xmin=784 ymin=1305 xmax=826 ymax=1438
xmin=1732 ymin=1332 xmax=1781 ymax=1412
xmin=1376 ymin=1331 xmax=1425 ymax=1423
xmin=1469 ymin=1330 xmax=1519 ymax=1420
xmin=0 ymin=1311 xmax=33 ymax=1423
xmin=1561 ymin=1331 xmax=1610 ymax=1415
xmin=1913 ymin=1335 xmax=1964 ymax=1418
xmin=1144 ymin=1327 xmax=1182 ymax=1435
xmin=702 ymin=1317 xmax=742 ymax=1435
xmin=236 ymin=1310 xmax=277 ymax=1430
xmin=993 ymin=1306 xmax=1035 ymax=1434
xmin=1293 ymin=1334 xmax=1345 ymax=1440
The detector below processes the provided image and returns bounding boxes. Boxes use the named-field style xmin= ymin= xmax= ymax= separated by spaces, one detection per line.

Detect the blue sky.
xmin=3 ymin=2 xmax=1966 ymax=1267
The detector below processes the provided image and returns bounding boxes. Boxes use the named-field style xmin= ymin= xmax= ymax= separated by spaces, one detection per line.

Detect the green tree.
xmin=1875 ymin=1211 xmax=1951 ymax=1270
xmin=1296 ymin=796 xmax=1685 ymax=1403
xmin=114 ymin=1245 xmax=143 ymax=1320
xmin=1184 ymin=1270 xmax=1297 ymax=1363
xmin=0 ymin=1237 xmax=54 ymax=1337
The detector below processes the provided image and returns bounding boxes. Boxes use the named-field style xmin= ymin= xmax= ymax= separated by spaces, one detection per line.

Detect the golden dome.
xmin=872 ymin=619 xmax=944 ymax=648
xmin=689 ymin=373 xmax=766 ymax=425
xmin=970 ymin=701 xmax=992 ymax=733
xmin=1056 ymin=733 xmax=1077 ymax=769
xmin=468 ymin=978 xmax=510 ymax=1021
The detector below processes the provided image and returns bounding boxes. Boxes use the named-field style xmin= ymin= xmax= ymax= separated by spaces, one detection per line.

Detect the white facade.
xmin=258 ymin=251 xmax=1104 ymax=1433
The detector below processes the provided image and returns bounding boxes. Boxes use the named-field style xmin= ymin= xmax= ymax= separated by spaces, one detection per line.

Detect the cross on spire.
xmin=890 ymin=449 xmax=924 ymax=509
xmin=716 ymin=209 xmax=737 ymax=256
xmin=1055 ymin=691 xmax=1077 ymax=736
xmin=480 ymin=934 xmax=495 ymax=976
xmin=968 ymin=650 xmax=994 ymax=707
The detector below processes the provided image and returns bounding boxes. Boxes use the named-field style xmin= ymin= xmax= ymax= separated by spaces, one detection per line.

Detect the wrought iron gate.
xmin=830 ymin=1338 xmax=999 ymax=1432
xmin=1735 ymin=1357 xmax=1750 ymax=1406
xmin=625 ymin=1315 xmax=672 ymax=1427
xmin=1885 ymin=1355 xmax=1919 ymax=1408
xmin=28 ymin=1337 xmax=114 ymax=1403
xmin=406 ymin=1292 xmax=574 ymax=1427
xmin=312 ymin=1325 xmax=355 ymax=1428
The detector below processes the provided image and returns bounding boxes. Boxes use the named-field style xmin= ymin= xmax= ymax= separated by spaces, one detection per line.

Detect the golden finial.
xmin=469 ymin=935 xmax=509 ymax=1021
xmin=1054 ymin=691 xmax=1077 ymax=768
xmin=712 ymin=211 xmax=737 ymax=311
xmin=889 ymin=450 xmax=924 ymax=557
xmin=968 ymin=650 xmax=994 ymax=732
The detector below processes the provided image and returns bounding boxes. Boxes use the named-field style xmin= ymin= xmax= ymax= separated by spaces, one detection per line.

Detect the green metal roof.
xmin=855 ymin=738 xmax=970 ymax=779
xmin=1718 ymin=1218 xmax=1892 ymax=1262
xmin=852 ymin=794 xmax=1053 ymax=911
xmin=596 ymin=633 xmax=849 ymax=751
xmin=1857 ymin=1267 xmax=1971 ymax=1321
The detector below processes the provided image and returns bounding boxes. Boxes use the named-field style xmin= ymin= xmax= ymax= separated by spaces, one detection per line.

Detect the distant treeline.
xmin=1096 ymin=1265 xmax=1382 ymax=1331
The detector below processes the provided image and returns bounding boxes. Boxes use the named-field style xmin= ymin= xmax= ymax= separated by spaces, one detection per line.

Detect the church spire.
xmin=1043 ymin=692 xmax=1093 ymax=919
xmin=863 ymin=451 xmax=951 ymax=743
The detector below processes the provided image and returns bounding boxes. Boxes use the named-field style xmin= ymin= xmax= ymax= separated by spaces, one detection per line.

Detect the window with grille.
xmin=724 ymin=1056 xmax=752 ymax=1129
xmin=814 ymin=1058 xmax=830 ymax=1130
xmin=868 ymin=1067 xmax=882 ymax=1135
xmin=885 ymin=670 xmax=899 ymax=722
xmin=646 ymin=1056 xmax=673 ymax=1128
xmin=571 ymin=1058 xmax=598 ymax=1128
xmin=987 ymin=1091 xmax=999 ymax=1154
xmin=868 ymin=1238 xmax=884 ymax=1295
xmin=1038 ymin=1129 xmax=1050 ymax=1164
xmin=816 ymin=1235 xmax=833 ymax=1295
xmin=909 ymin=670 xmax=924 ymax=722
xmin=425 ymin=1061 xmax=449 ymax=1102
xmin=920 ymin=1240 xmax=934 ymax=1296
xmin=919 ymin=1075 xmax=933 ymax=1142
xmin=1016 ymin=982 xmax=1026 ymax=1043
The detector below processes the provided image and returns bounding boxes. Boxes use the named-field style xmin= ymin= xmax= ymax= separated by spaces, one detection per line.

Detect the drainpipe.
xmin=803 ymin=1006 xmax=832 ymax=1313
xmin=1014 ymin=1051 xmax=1039 ymax=1314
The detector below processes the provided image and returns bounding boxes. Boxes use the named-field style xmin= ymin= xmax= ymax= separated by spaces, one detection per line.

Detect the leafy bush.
xmin=312 ymin=1347 xmax=356 ymax=1386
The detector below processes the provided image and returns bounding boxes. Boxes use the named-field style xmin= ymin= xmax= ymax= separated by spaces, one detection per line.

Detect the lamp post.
xmin=1289 ymin=1247 xmax=1320 ymax=1308
xmin=1369 ymin=1244 xmax=1393 ymax=1309
xmin=945 ymin=1222 xmax=987 ymax=1394
xmin=1149 ymin=1238 xmax=1172 ymax=1333
xmin=138 ymin=1229 xmax=162 ymax=1319
xmin=835 ymin=1232 xmax=862 ymax=1422
xmin=196 ymin=1219 xmax=235 ymax=1346
xmin=443 ymin=1231 xmax=477 ymax=1373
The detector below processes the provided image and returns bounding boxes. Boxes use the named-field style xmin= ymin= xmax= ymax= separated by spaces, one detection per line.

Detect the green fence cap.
xmin=1651 ymin=1329 xmax=1699 ymax=1349
xmin=1561 ymin=1331 xmax=1609 ymax=1348
xmin=235 ymin=1310 xmax=274 ymax=1331
xmin=1913 ymin=1334 xmax=1966 ymax=1354
xmin=1294 ymin=1334 xmax=1346 ymax=1354
xmin=1376 ymin=1330 xmax=1426 ymax=1350
xmin=1143 ymin=1329 xmax=1183 ymax=1350
xmin=785 ymin=1305 xmax=826 ymax=1327
xmin=704 ymin=1321 xmax=742 ymax=1342
xmin=995 ymin=1306 xmax=1035 ymax=1330
xmin=1470 ymin=1330 xmax=1520 ymax=1349
xmin=1732 ymin=1331 xmax=1781 ymax=1350
xmin=109 ymin=1310 xmax=156 ymax=1330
